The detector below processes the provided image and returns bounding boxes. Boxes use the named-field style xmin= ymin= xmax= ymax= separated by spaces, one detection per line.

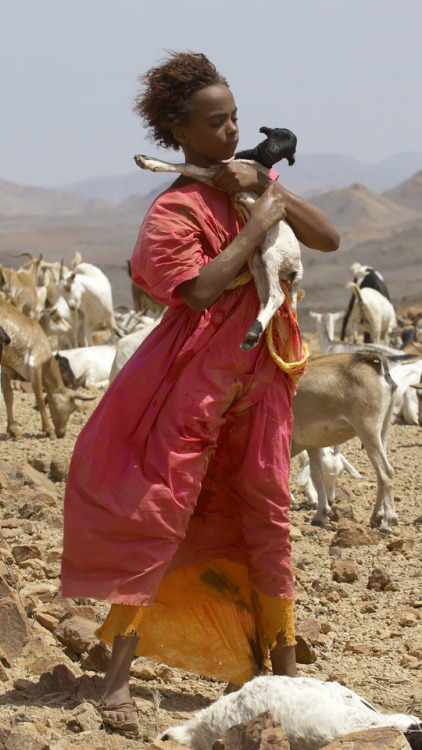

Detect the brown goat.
xmin=0 ymin=299 xmax=94 ymax=438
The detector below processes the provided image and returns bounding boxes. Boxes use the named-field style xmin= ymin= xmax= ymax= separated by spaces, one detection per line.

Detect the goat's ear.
xmin=259 ymin=126 xmax=271 ymax=136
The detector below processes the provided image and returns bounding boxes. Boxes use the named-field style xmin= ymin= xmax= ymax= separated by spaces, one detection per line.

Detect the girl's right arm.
xmin=177 ymin=182 xmax=285 ymax=313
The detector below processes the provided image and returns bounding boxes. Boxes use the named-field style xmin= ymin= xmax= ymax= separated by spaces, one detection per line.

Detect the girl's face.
xmin=174 ymin=84 xmax=239 ymax=167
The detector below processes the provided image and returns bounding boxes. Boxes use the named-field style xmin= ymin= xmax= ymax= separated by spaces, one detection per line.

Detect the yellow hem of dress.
xmin=96 ymin=559 xmax=295 ymax=685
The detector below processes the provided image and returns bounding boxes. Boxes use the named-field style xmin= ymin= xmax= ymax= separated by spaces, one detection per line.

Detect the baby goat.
xmin=134 ymin=127 xmax=303 ymax=351
xmin=158 ymin=675 xmax=422 ymax=750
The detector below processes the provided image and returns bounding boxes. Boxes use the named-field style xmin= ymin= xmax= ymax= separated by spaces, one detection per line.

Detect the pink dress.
xmin=61 ymin=182 xmax=304 ymax=683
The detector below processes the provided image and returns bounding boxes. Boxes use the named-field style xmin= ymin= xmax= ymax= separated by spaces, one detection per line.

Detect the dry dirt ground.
xmin=0 ymin=334 xmax=421 ymax=749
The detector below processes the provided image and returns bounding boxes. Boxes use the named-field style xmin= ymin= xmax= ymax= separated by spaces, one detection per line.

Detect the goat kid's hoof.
xmin=240 ymin=321 xmax=263 ymax=351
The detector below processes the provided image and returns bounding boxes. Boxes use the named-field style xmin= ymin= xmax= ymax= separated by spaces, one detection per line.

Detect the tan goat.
xmin=291 ymin=350 xmax=397 ymax=533
xmin=0 ymin=265 xmax=38 ymax=317
xmin=0 ymin=299 xmax=94 ymax=438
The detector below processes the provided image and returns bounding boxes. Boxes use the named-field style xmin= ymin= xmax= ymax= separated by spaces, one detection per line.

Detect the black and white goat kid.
xmin=158 ymin=675 xmax=422 ymax=750
xmin=134 ymin=127 xmax=303 ymax=351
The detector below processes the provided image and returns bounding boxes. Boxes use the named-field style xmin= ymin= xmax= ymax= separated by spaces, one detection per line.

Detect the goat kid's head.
xmin=235 ymin=126 xmax=297 ymax=169
xmin=258 ymin=126 xmax=297 ymax=166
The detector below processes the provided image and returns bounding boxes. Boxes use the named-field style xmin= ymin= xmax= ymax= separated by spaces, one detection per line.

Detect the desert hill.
xmin=0 ymin=178 xmax=113 ymax=219
xmin=383 ymin=169 xmax=422 ymax=211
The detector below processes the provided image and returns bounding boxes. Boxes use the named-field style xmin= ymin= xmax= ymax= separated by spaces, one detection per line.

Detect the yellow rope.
xmin=227 ymin=274 xmax=309 ymax=376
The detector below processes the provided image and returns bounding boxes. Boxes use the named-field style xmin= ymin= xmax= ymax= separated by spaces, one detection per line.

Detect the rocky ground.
xmin=0 ymin=351 xmax=421 ymax=749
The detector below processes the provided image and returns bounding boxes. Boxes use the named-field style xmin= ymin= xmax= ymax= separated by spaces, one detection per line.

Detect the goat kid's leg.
xmin=241 ymin=244 xmax=286 ymax=351
xmin=308 ymin=447 xmax=332 ymax=526
xmin=134 ymin=155 xmax=216 ymax=185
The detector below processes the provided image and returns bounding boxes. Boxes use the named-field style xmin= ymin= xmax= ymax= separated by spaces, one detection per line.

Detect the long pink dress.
xmin=61 ymin=182 xmax=305 ymax=683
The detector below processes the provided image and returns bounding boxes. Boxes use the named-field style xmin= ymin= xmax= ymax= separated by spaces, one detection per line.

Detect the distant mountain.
xmin=383 ymin=170 xmax=422 ymax=212
xmin=311 ymin=182 xmax=418 ymax=234
xmin=63 ymin=152 xmax=422 ymax=202
xmin=308 ymin=179 xmax=422 ymax=255
xmin=0 ymin=177 xmax=112 ymax=218
xmin=64 ymin=170 xmax=170 ymax=203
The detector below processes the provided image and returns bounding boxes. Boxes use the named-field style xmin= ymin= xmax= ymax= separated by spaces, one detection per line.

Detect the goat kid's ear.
xmin=259 ymin=126 xmax=272 ymax=136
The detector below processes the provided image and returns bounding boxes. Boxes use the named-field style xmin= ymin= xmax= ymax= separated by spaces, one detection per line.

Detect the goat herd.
xmin=0 ymin=253 xmax=421 ymax=536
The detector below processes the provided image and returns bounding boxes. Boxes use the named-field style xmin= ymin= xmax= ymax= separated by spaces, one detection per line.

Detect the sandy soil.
xmin=0 ymin=341 xmax=421 ymax=748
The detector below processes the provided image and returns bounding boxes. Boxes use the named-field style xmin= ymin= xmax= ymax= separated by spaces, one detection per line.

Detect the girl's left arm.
xmin=212 ymin=161 xmax=340 ymax=253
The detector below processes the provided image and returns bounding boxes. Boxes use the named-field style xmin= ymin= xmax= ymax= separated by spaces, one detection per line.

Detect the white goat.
xmin=54 ymin=345 xmax=117 ymax=389
xmin=291 ymin=351 xmax=397 ymax=532
xmin=158 ymin=675 xmax=422 ymax=750
xmin=309 ymin=310 xmax=411 ymax=360
xmin=346 ymin=283 xmax=399 ymax=346
xmin=292 ymin=447 xmax=361 ymax=513
xmin=134 ymin=153 xmax=303 ymax=351
xmin=55 ymin=262 xmax=116 ymax=347
xmin=389 ymin=360 xmax=422 ymax=425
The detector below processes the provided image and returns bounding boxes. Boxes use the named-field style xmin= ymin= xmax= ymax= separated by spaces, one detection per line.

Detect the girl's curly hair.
xmin=134 ymin=51 xmax=229 ymax=150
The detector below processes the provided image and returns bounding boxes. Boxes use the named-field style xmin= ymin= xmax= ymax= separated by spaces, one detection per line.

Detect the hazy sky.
xmin=2 ymin=0 xmax=421 ymax=188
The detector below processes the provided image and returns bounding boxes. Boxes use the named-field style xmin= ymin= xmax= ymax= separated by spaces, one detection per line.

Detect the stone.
xmin=67 ymin=702 xmax=102 ymax=733
xmin=3 ymin=726 xmax=50 ymax=750
xmin=331 ymin=519 xmax=379 ymax=548
xmin=0 ymin=578 xmax=31 ymax=660
xmin=53 ymin=615 xmax=99 ymax=654
xmin=319 ymin=726 xmax=411 ymax=750
xmin=296 ymin=618 xmax=321 ymax=643
xmin=289 ymin=526 xmax=303 ymax=541
xmin=295 ymin=634 xmax=316 ymax=664
xmin=331 ymin=559 xmax=359 ymax=583
xmin=80 ymin=641 xmax=111 ymax=672
xmin=222 ymin=710 xmax=286 ymax=750
xmin=367 ymin=567 xmax=391 ymax=591
xmin=11 ymin=544 xmax=42 ymax=565
xmin=49 ymin=457 xmax=69 ymax=482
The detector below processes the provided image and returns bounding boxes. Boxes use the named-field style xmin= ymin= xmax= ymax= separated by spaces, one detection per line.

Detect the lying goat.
xmin=159 ymin=674 xmax=422 ymax=750
xmin=135 ymin=126 xmax=303 ymax=351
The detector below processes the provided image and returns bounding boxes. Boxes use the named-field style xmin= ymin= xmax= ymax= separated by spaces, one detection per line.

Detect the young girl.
xmin=61 ymin=51 xmax=339 ymax=736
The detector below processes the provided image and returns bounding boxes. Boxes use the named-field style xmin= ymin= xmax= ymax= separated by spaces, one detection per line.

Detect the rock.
xmin=53 ymin=615 xmax=99 ymax=654
xmin=11 ymin=544 xmax=42 ymax=565
xmin=67 ymin=702 xmax=102 ymax=733
xmin=296 ymin=618 xmax=321 ymax=643
xmin=49 ymin=457 xmax=69 ymax=482
xmin=30 ymin=492 xmax=58 ymax=509
xmin=398 ymin=612 xmax=418 ymax=627
xmin=220 ymin=710 xmax=288 ymax=750
xmin=289 ymin=526 xmax=303 ymax=541
xmin=80 ymin=641 xmax=111 ymax=672
xmin=152 ymin=741 xmax=191 ymax=750
xmin=319 ymin=726 xmax=411 ymax=750
xmin=331 ymin=519 xmax=379 ymax=548
xmin=0 ymin=577 xmax=31 ymax=660
xmin=3 ymin=726 xmax=50 ymax=750
xmin=295 ymin=634 xmax=316 ymax=664
xmin=130 ymin=660 xmax=156 ymax=680
xmin=331 ymin=559 xmax=359 ymax=583
xmin=329 ymin=502 xmax=358 ymax=523
xmin=328 ymin=546 xmax=343 ymax=558
xmin=367 ymin=567 xmax=391 ymax=591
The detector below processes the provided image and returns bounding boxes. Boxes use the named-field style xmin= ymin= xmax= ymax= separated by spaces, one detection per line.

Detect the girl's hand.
xmin=211 ymin=161 xmax=270 ymax=195
xmin=238 ymin=181 xmax=286 ymax=233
